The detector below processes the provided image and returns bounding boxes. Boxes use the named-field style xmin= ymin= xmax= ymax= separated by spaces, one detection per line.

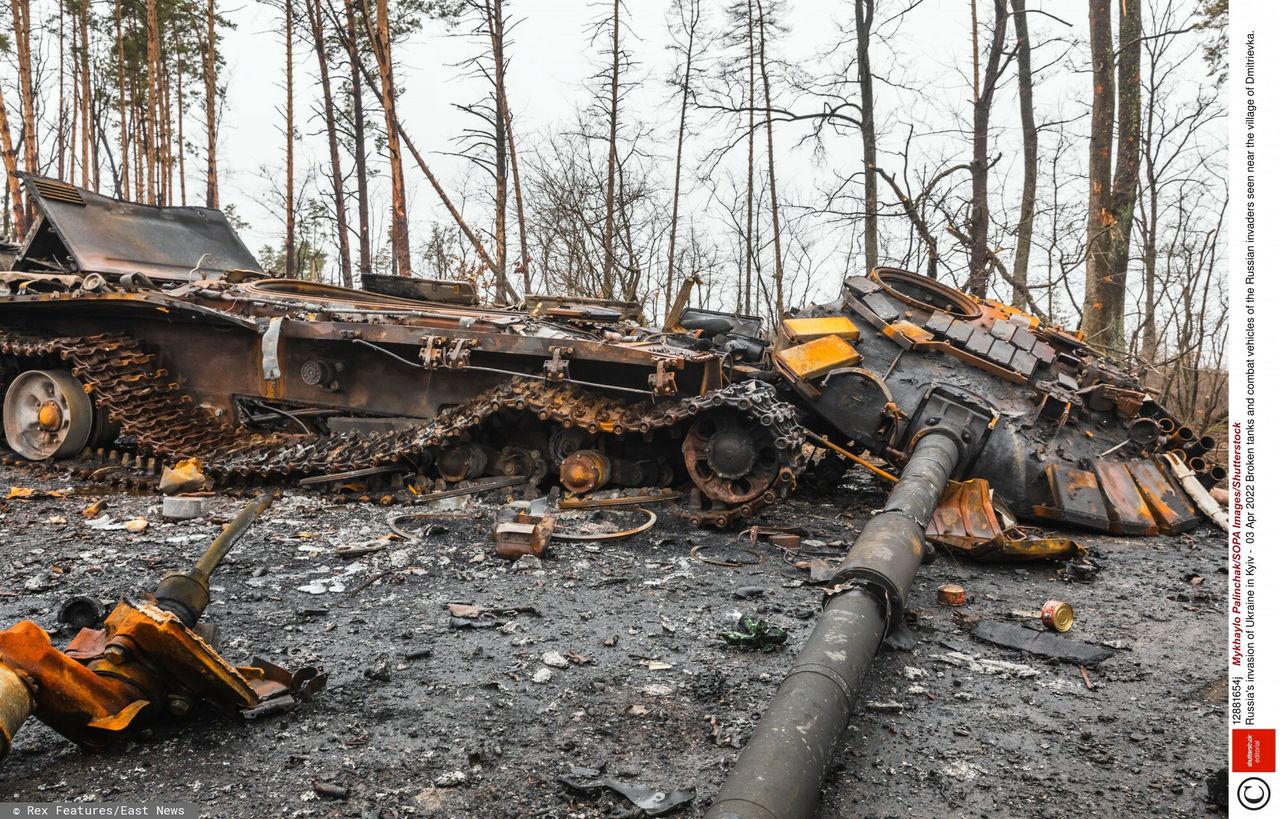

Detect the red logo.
xmin=1234 ymin=729 xmax=1277 ymax=772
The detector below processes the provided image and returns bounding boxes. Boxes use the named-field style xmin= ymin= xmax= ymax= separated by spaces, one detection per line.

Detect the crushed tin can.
xmin=936 ymin=584 xmax=967 ymax=606
xmin=1040 ymin=600 xmax=1075 ymax=632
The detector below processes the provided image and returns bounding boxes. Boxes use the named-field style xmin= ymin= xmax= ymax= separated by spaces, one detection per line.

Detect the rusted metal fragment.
xmin=971 ymin=621 xmax=1114 ymax=667
xmin=494 ymin=502 xmax=555 ymax=558
xmin=1092 ymin=461 xmax=1159 ymax=535
xmin=928 ymin=479 xmax=1079 ymax=561
xmin=780 ymin=316 xmax=860 ymax=343
xmin=774 ymin=335 xmax=862 ymax=382
xmin=1128 ymin=458 xmax=1201 ymax=534
xmin=17 ymin=174 xmax=262 ymax=282
xmin=1034 ymin=465 xmax=1110 ymax=531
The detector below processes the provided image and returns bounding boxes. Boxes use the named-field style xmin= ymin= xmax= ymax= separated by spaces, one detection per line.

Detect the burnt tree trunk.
xmin=601 ymin=0 xmax=622 ymax=297
xmin=371 ymin=0 xmax=412 ymax=275
xmin=344 ymin=0 xmax=372 ymax=278
xmin=964 ymin=0 xmax=1008 ymax=298
xmin=854 ymin=0 xmax=877 ymax=273
xmin=1084 ymin=0 xmax=1118 ymax=346
xmin=756 ymin=0 xmax=784 ymax=320
xmin=1010 ymin=0 xmax=1036 ymax=309
xmin=307 ymin=0 xmax=353 ymax=286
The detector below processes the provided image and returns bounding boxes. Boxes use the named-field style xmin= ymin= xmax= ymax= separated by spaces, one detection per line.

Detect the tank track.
xmin=0 ymin=332 xmax=804 ymax=527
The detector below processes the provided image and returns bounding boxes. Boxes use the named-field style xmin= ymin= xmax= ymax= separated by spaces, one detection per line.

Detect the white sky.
xmin=208 ymin=0 xmax=1221 ymax=314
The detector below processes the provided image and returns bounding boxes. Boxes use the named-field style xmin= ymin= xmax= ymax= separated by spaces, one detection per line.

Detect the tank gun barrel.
xmin=705 ymin=433 xmax=961 ymax=819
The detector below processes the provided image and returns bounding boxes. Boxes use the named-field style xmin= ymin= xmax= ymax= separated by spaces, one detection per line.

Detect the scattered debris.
xmin=494 ymin=500 xmax=555 ymax=558
xmin=971 ymin=620 xmax=1114 ymax=667
xmin=719 ymin=614 xmax=787 ymax=651
xmin=691 ymin=543 xmax=764 ymax=568
xmin=558 ymin=770 xmax=695 ymax=817
xmin=80 ymin=499 xmax=106 ymax=519
xmin=865 ymin=700 xmax=905 ymax=713
xmin=158 ymin=458 xmax=206 ymax=495
xmin=56 ymin=595 xmax=105 ymax=630
xmin=732 ymin=585 xmax=766 ymax=599
xmin=1040 ymin=599 xmax=1075 ymax=632
xmin=550 ymin=508 xmax=657 ymax=542
xmin=161 ymin=494 xmax=211 ymax=520
xmin=937 ymin=583 xmax=967 ymax=606
xmin=541 ymin=651 xmax=570 ymax=669
xmin=311 ymin=781 xmax=350 ymax=800
xmin=123 ymin=516 xmax=149 ymax=533
xmin=6 ymin=487 xmax=65 ymax=500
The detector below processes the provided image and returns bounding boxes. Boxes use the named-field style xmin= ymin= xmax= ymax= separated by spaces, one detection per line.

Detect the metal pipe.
xmin=0 ymin=661 xmax=34 ymax=759
xmin=155 ymin=492 xmax=275 ymax=626
xmin=705 ymin=433 xmax=961 ymax=819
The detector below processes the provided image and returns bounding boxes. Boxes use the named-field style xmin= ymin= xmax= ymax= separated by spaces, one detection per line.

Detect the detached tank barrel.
xmin=155 ymin=492 xmax=276 ymax=626
xmin=705 ymin=433 xmax=961 ymax=819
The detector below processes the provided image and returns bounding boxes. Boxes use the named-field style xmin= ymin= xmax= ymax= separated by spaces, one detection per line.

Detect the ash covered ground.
xmin=0 ymin=460 xmax=1226 ymax=818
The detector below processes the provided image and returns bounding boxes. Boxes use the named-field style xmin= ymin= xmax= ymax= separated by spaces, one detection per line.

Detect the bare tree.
xmin=305 ymin=0 xmax=354 ymax=286
xmin=1083 ymin=0 xmax=1142 ymax=351
xmin=962 ymin=0 xmax=1009 ymax=298
xmin=1009 ymin=0 xmax=1035 ymax=309
xmin=663 ymin=0 xmax=703 ymax=317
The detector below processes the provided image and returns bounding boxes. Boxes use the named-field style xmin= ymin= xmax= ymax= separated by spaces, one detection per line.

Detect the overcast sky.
xmin=210 ymin=0 xmax=1222 ymax=309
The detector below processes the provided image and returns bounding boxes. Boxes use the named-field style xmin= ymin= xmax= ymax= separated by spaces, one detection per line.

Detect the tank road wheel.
xmin=2 ymin=370 xmax=95 ymax=460
xmin=682 ymin=410 xmax=781 ymax=506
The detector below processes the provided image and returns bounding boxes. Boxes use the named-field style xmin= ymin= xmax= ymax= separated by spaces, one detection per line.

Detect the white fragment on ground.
xmin=931 ymin=650 xmax=1040 ymax=678
xmin=541 ymin=651 xmax=570 ymax=669
xmin=865 ymin=700 xmax=905 ymax=713
xmin=903 ymin=665 xmax=927 ymax=680
xmin=907 ymin=684 xmax=929 ymax=696
xmin=432 ymin=771 xmax=468 ymax=788
xmin=941 ymin=759 xmax=989 ymax=782
xmin=642 ymin=684 xmax=673 ymax=697
xmin=531 ymin=667 xmax=553 ymax=684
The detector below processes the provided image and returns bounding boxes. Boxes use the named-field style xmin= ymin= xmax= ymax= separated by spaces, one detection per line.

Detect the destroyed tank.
xmin=768 ymin=266 xmax=1225 ymax=540
xmin=0 ymin=175 xmax=803 ymax=527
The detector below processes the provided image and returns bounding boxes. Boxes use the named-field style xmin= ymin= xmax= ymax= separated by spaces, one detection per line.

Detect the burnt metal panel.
xmin=1129 ymin=458 xmax=1201 ymax=534
xmin=1037 ymin=464 xmax=1110 ymax=530
xmin=1093 ymin=461 xmax=1159 ymax=535
xmin=16 ymin=174 xmax=262 ymax=281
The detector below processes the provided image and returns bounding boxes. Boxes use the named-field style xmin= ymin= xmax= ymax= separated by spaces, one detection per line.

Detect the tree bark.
xmin=601 ymin=0 xmax=622 ymax=297
xmin=78 ymin=0 xmax=93 ymax=190
xmin=964 ymin=0 xmax=1008 ymax=298
xmin=117 ymin=0 xmax=130 ymax=199
xmin=854 ymin=0 xmax=878 ymax=274
xmin=146 ymin=0 xmax=162 ymax=203
xmin=756 ymin=0 xmax=784 ymax=319
xmin=307 ymin=0 xmax=353 ymax=286
xmin=1103 ymin=0 xmax=1142 ymax=349
xmin=488 ymin=0 xmax=512 ymax=301
xmin=344 ymin=0 xmax=372 ymax=278
xmin=285 ymin=0 xmax=297 ymax=278
xmin=665 ymin=0 xmax=699 ymax=318
xmin=202 ymin=0 xmax=220 ymax=208
xmin=504 ymin=105 xmax=530 ymax=293
xmin=11 ymin=0 xmax=35 ymax=225
xmin=743 ymin=0 xmax=756 ymax=315
xmin=370 ymin=0 xmax=412 ymax=275
xmin=1010 ymin=0 xmax=1036 ymax=309
xmin=1084 ymin=0 xmax=1117 ymax=346
xmin=0 ymin=81 xmax=25 ymax=237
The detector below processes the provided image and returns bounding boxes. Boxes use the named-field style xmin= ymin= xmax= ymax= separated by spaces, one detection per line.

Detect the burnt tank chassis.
xmin=0 ymin=176 xmax=803 ymax=527
xmin=707 ymin=267 xmax=1224 ymax=818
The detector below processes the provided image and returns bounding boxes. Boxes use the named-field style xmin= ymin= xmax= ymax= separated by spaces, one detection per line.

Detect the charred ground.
xmin=0 ymin=460 xmax=1225 ymax=818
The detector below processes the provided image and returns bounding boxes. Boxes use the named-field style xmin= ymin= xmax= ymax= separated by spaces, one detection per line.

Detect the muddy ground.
xmin=0 ymin=459 xmax=1226 ymax=818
